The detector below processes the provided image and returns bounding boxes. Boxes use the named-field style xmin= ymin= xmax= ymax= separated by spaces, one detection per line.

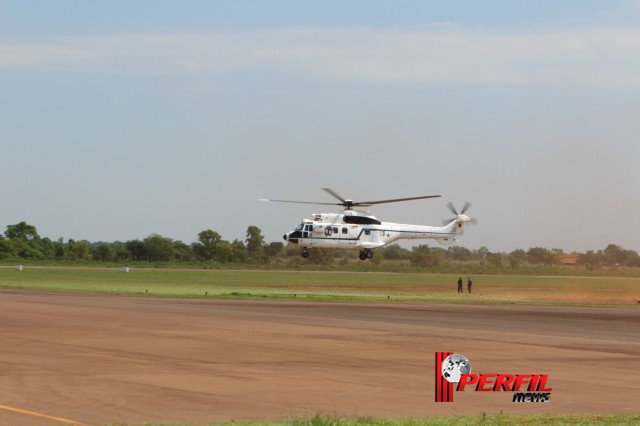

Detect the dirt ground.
xmin=0 ymin=289 xmax=639 ymax=425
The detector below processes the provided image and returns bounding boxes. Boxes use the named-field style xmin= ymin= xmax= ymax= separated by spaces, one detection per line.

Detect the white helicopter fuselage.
xmin=283 ymin=209 xmax=468 ymax=253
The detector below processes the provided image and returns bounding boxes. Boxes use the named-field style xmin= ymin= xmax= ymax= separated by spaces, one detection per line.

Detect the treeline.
xmin=0 ymin=222 xmax=273 ymax=264
xmin=1 ymin=221 xmax=639 ymax=272
xmin=395 ymin=244 xmax=640 ymax=270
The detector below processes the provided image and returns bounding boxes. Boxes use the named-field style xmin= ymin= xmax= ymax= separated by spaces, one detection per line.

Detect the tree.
xmin=487 ymin=252 xmax=504 ymax=269
xmin=601 ymin=244 xmax=640 ymax=267
xmin=214 ymin=241 xmax=234 ymax=263
xmin=474 ymin=246 xmax=489 ymax=261
xmin=379 ymin=244 xmax=409 ymax=260
xmin=604 ymin=244 xmax=624 ymax=266
xmin=111 ymin=241 xmax=131 ymax=261
xmin=37 ymin=237 xmax=51 ymax=259
xmin=245 ymin=225 xmax=265 ymax=262
xmin=307 ymin=248 xmax=335 ymax=265
xmin=526 ymin=247 xmax=548 ymax=264
xmin=172 ymin=240 xmax=192 ymax=262
xmin=4 ymin=222 xmax=43 ymax=259
xmin=143 ymin=234 xmax=176 ymax=262
xmin=508 ymin=249 xmax=526 ymax=268
xmin=543 ymin=249 xmax=560 ymax=266
xmin=51 ymin=238 xmax=66 ymax=260
xmin=580 ymin=250 xmax=604 ymax=270
xmin=231 ymin=239 xmax=247 ymax=262
xmin=5 ymin=221 xmax=39 ymax=241
xmin=264 ymin=242 xmax=284 ymax=258
xmin=192 ymin=229 xmax=222 ymax=261
xmin=74 ymin=241 xmax=90 ymax=260
xmin=92 ymin=243 xmax=115 ymax=261
xmin=0 ymin=236 xmax=10 ymax=259
xmin=65 ymin=239 xmax=89 ymax=260
xmin=410 ymin=245 xmax=442 ymax=268
xmin=623 ymin=249 xmax=640 ymax=267
xmin=125 ymin=239 xmax=146 ymax=261
xmin=83 ymin=241 xmax=131 ymax=262
xmin=447 ymin=246 xmax=472 ymax=261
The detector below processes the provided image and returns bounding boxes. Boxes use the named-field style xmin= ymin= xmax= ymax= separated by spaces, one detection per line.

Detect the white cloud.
xmin=2 ymin=26 xmax=640 ymax=87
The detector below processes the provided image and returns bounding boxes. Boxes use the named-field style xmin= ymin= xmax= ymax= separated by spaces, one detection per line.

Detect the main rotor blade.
xmin=264 ymin=189 xmax=442 ymax=210
xmin=357 ymin=194 xmax=442 ymax=206
xmin=258 ymin=199 xmax=339 ymax=206
xmin=322 ymin=188 xmax=347 ymax=204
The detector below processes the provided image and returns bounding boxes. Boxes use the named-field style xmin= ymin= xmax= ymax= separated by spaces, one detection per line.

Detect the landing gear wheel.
xmin=302 ymin=249 xmax=309 ymax=258
xmin=359 ymin=249 xmax=374 ymax=260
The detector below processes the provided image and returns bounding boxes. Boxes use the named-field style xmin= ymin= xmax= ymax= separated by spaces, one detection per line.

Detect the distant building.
xmin=560 ymin=253 xmax=580 ymax=266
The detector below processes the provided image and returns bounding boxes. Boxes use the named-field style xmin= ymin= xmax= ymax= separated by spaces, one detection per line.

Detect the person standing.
xmin=467 ymin=278 xmax=473 ymax=294
xmin=457 ymin=277 xmax=463 ymax=293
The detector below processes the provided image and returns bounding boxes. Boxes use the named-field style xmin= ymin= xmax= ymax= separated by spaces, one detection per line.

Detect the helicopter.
xmin=260 ymin=188 xmax=476 ymax=260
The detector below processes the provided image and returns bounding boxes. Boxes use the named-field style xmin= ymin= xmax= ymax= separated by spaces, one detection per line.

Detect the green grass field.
xmin=1 ymin=266 xmax=639 ymax=306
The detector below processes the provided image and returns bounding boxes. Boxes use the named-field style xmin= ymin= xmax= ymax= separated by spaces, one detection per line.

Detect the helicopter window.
xmin=343 ymin=216 xmax=382 ymax=225
xmin=295 ymin=223 xmax=304 ymax=231
xmin=305 ymin=224 xmax=313 ymax=232
xmin=332 ymin=227 xmax=338 ymax=234
xmin=342 ymin=227 xmax=348 ymax=234
xmin=364 ymin=230 xmax=371 ymax=236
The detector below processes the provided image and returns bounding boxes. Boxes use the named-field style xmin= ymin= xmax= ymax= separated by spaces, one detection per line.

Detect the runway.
xmin=0 ymin=289 xmax=638 ymax=425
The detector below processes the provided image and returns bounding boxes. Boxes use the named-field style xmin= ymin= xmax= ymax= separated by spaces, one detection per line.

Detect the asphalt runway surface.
xmin=0 ymin=289 xmax=639 ymax=425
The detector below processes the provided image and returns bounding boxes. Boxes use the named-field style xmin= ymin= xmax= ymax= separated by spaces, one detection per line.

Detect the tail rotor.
xmin=442 ymin=202 xmax=477 ymax=234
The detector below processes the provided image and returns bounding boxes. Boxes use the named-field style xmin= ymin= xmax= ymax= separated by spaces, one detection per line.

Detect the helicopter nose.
xmin=283 ymin=233 xmax=288 ymax=241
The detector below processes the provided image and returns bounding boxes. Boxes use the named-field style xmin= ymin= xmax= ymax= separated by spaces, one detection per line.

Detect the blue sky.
xmin=0 ymin=1 xmax=630 ymax=33
xmin=2 ymin=1 xmax=640 ymax=253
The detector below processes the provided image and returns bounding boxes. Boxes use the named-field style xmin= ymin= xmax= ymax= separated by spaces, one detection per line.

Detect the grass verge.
xmin=1 ymin=266 xmax=639 ymax=306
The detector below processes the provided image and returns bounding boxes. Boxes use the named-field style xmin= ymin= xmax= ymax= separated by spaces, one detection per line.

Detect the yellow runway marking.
xmin=0 ymin=404 xmax=89 ymax=425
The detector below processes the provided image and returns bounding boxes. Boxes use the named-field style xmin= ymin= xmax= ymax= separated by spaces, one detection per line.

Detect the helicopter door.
xmin=302 ymin=223 xmax=313 ymax=239
xmin=339 ymin=226 xmax=357 ymax=246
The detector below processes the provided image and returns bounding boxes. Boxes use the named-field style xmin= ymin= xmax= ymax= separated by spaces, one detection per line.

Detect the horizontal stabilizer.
xmin=435 ymin=237 xmax=458 ymax=246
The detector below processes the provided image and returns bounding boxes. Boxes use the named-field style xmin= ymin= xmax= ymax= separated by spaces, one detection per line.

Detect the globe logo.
xmin=441 ymin=354 xmax=471 ymax=383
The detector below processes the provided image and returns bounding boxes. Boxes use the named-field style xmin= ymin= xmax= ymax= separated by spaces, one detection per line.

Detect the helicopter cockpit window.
xmin=305 ymin=224 xmax=313 ymax=232
xmin=295 ymin=223 xmax=304 ymax=231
